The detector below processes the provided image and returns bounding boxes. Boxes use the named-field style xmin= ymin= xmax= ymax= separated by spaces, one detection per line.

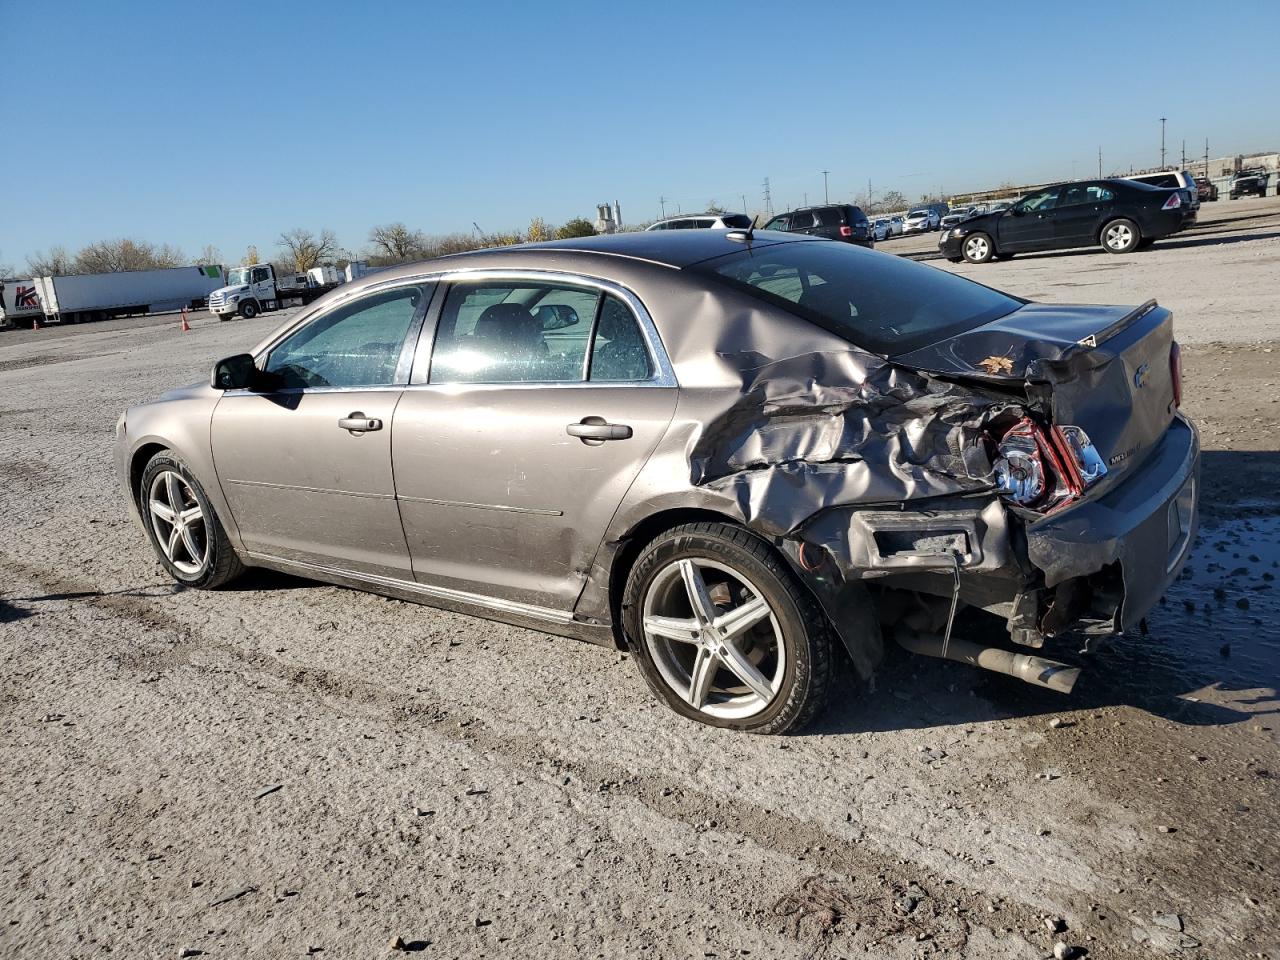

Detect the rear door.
xmin=1053 ymin=182 xmax=1114 ymax=247
xmin=998 ymin=187 xmax=1061 ymax=251
xmin=391 ymin=274 xmax=678 ymax=612
xmin=210 ymin=283 xmax=432 ymax=578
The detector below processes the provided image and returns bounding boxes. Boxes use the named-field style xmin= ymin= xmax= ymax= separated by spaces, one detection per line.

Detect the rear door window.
xmin=694 ymin=242 xmax=1021 ymax=355
xmin=814 ymin=207 xmax=844 ymax=226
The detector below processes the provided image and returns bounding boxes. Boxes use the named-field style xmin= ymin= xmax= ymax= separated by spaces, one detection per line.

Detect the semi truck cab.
xmin=209 ymin=264 xmax=337 ymax=321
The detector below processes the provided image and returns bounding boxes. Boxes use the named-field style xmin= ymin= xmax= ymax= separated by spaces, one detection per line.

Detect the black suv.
xmin=1230 ymin=169 xmax=1271 ymax=199
xmin=763 ymin=204 xmax=873 ymax=247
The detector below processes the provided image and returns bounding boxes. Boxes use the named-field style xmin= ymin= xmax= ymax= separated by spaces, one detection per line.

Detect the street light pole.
xmin=1159 ymin=117 xmax=1167 ymax=169
xmin=822 ymin=170 xmax=829 ymax=204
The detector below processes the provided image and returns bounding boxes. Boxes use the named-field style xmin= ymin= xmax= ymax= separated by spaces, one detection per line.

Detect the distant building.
xmin=594 ymin=201 xmax=623 ymax=234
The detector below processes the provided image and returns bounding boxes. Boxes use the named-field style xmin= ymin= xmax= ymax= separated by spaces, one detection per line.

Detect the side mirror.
xmin=211 ymin=353 xmax=258 ymax=390
xmin=1008 ymin=206 xmax=1023 ymax=216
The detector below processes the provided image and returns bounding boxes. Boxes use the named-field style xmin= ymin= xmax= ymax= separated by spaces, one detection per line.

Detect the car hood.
xmin=948 ymin=210 xmax=1003 ymax=233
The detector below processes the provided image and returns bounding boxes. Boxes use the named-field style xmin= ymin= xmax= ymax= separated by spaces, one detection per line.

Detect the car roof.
xmin=340 ymin=230 xmax=821 ymax=288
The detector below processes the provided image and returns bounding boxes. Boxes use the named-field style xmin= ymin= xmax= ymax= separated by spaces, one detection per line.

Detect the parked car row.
xmin=762 ymin=205 xmax=876 ymax=247
xmin=939 ymin=177 xmax=1197 ymax=263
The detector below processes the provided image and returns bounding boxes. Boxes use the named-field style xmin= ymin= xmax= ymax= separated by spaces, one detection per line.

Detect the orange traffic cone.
xmin=180 ymin=307 xmax=191 ymax=332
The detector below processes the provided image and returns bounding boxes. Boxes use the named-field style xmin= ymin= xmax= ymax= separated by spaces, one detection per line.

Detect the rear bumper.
xmin=1024 ymin=414 xmax=1200 ymax=632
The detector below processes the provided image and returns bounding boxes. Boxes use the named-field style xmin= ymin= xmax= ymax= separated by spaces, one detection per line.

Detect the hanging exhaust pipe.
xmin=895 ymin=630 xmax=1080 ymax=694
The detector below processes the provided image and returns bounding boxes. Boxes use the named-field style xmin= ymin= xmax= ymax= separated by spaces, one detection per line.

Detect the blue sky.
xmin=3 ymin=0 xmax=1275 ymax=271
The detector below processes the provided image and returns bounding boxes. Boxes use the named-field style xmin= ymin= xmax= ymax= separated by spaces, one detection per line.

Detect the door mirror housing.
xmin=211 ymin=353 xmax=259 ymax=390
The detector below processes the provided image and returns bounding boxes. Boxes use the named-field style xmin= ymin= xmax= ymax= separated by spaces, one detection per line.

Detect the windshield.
xmin=227 ymin=268 xmax=249 ymax=286
xmin=694 ymin=241 xmax=1022 ymax=355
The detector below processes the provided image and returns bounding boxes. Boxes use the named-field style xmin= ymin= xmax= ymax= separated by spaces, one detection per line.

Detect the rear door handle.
xmin=339 ymin=412 xmax=382 ymax=434
xmin=567 ymin=417 xmax=632 ymax=443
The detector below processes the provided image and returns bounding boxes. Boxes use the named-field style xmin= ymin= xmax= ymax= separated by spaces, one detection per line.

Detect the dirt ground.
xmin=2 ymin=199 xmax=1278 ymax=960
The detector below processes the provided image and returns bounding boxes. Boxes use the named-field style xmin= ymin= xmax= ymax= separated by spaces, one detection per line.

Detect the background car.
xmin=646 ymin=213 xmax=754 ymax=230
xmin=763 ymin=204 xmax=873 ymax=247
xmin=870 ymin=218 xmax=893 ymax=241
xmin=889 ymin=215 xmax=905 ymax=236
xmin=938 ymin=206 xmax=985 ymax=230
xmin=1230 ymin=169 xmax=1271 ymax=199
xmin=115 ymin=230 xmax=1197 ymax=735
xmin=1125 ymin=170 xmax=1201 ymax=213
xmin=902 ymin=208 xmax=941 ymax=233
xmin=1194 ymin=176 xmax=1219 ymax=202
xmin=940 ymin=178 xmax=1194 ymax=262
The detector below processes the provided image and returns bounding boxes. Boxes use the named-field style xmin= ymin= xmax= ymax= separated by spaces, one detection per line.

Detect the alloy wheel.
xmin=964 ymin=235 xmax=989 ymax=260
xmin=1105 ymin=223 xmax=1133 ymax=250
xmin=147 ymin=470 xmax=207 ymax=575
xmin=641 ymin=557 xmax=785 ymax=720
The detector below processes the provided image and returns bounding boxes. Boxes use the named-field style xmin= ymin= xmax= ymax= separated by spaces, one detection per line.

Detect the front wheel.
xmin=140 ymin=452 xmax=244 ymax=589
xmin=961 ymin=232 xmax=995 ymax=263
xmin=1101 ymin=218 xmax=1141 ymax=254
xmin=622 ymin=522 xmax=835 ymax=734
xmin=238 ymin=299 xmax=259 ymax=319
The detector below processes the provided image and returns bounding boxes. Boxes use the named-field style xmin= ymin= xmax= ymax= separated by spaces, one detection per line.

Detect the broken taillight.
xmin=1170 ymin=340 xmax=1182 ymax=407
xmin=992 ymin=418 xmax=1107 ymax=512
xmin=1162 ymin=192 xmax=1182 ymax=210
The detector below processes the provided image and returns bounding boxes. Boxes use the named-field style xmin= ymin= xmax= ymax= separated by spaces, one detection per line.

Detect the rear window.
xmin=814 ymin=207 xmax=845 ymax=226
xmin=693 ymin=241 xmax=1022 ymax=355
xmin=721 ymin=214 xmax=753 ymax=229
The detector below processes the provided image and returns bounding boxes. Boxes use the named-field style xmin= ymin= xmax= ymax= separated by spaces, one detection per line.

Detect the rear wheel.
xmin=961 ymin=232 xmax=995 ymax=263
xmin=1101 ymin=218 xmax=1140 ymax=254
xmin=140 ymin=451 xmax=243 ymax=589
xmin=623 ymin=522 xmax=835 ymax=734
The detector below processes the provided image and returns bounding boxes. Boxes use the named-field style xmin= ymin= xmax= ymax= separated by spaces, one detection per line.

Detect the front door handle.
xmin=339 ymin=412 xmax=383 ymax=434
xmin=567 ymin=417 xmax=632 ymax=444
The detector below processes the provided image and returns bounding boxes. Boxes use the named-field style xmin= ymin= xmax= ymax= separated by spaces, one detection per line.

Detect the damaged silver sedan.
xmin=115 ymin=229 xmax=1199 ymax=733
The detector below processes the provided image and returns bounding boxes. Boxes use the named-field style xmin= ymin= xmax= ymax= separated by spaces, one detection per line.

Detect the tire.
xmin=994 ymin=251 xmax=1017 ymax=261
xmin=621 ymin=521 xmax=835 ymax=734
xmin=139 ymin=451 xmax=244 ymax=589
xmin=947 ymin=257 xmax=964 ymax=264
xmin=1136 ymin=238 xmax=1156 ymax=250
xmin=1101 ymin=218 xmax=1141 ymax=254
xmin=961 ymin=232 xmax=995 ymax=263
xmin=238 ymin=299 xmax=259 ymax=319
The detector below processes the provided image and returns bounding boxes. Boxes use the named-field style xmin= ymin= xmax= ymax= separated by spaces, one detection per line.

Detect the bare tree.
xmin=526 ymin=218 xmax=551 ymax=243
xmin=277 ymin=228 xmax=338 ymax=272
xmin=197 ymin=244 xmax=222 ymax=266
xmin=705 ymin=199 xmax=727 ymax=214
xmin=367 ymin=223 xmax=426 ymax=263
xmin=241 ymin=245 xmax=260 ymax=266
xmin=27 ymin=247 xmax=74 ymax=276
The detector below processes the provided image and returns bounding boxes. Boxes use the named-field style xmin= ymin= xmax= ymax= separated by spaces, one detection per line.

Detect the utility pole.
xmin=1159 ymin=117 xmax=1167 ymax=169
xmin=1204 ymin=138 xmax=1210 ymax=180
xmin=659 ymin=196 xmax=667 ymax=219
xmin=1098 ymin=146 xmax=1103 ymax=178
xmin=1181 ymin=139 xmax=1186 ymax=169
xmin=803 ymin=192 xmax=808 ymax=207
xmin=762 ymin=178 xmax=772 ymax=216
xmin=741 ymin=194 xmax=747 ymax=213
xmin=822 ymin=170 xmax=830 ymax=204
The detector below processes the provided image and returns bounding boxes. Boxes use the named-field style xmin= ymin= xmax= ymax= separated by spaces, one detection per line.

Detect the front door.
xmin=998 ymin=187 xmax=1061 ymax=251
xmin=392 ymin=277 xmax=678 ymax=611
xmin=210 ymin=283 xmax=431 ymax=578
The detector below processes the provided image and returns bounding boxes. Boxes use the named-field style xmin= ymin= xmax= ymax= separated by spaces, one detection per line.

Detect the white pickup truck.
xmin=208 ymin=264 xmax=342 ymax=320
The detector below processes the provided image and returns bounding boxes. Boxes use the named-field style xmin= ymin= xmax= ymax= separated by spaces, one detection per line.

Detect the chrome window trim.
xmin=246 ymin=268 xmax=677 ymax=393
xmin=412 ymin=268 xmax=677 ymax=389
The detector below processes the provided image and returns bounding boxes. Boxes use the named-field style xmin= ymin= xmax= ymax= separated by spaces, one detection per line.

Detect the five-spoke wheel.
xmin=148 ymin=470 xmax=207 ymax=575
xmin=624 ymin=522 xmax=836 ymax=734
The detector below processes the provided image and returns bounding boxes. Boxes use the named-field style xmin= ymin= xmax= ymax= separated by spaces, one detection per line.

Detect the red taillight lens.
xmin=1162 ymin=192 xmax=1182 ymax=210
xmin=839 ymin=225 xmax=853 ymax=237
xmin=1170 ymin=341 xmax=1182 ymax=407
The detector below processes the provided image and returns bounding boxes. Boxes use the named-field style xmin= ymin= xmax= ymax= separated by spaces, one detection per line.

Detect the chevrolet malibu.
xmin=116 ymin=231 xmax=1199 ymax=733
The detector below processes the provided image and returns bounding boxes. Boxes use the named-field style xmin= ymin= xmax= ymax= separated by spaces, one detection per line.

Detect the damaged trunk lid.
xmin=894 ymin=301 xmax=1179 ymax=485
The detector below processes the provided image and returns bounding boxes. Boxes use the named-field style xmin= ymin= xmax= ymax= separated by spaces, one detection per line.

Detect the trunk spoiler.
xmin=1073 ymin=299 xmax=1158 ymax=351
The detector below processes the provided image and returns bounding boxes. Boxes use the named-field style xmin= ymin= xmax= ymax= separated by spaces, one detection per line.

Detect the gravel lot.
xmin=2 ymin=199 xmax=1278 ymax=959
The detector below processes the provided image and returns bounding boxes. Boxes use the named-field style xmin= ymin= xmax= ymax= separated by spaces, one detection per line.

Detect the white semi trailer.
xmin=33 ymin=265 xmax=226 ymax=324
xmin=0 ymin=278 xmax=44 ymax=328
